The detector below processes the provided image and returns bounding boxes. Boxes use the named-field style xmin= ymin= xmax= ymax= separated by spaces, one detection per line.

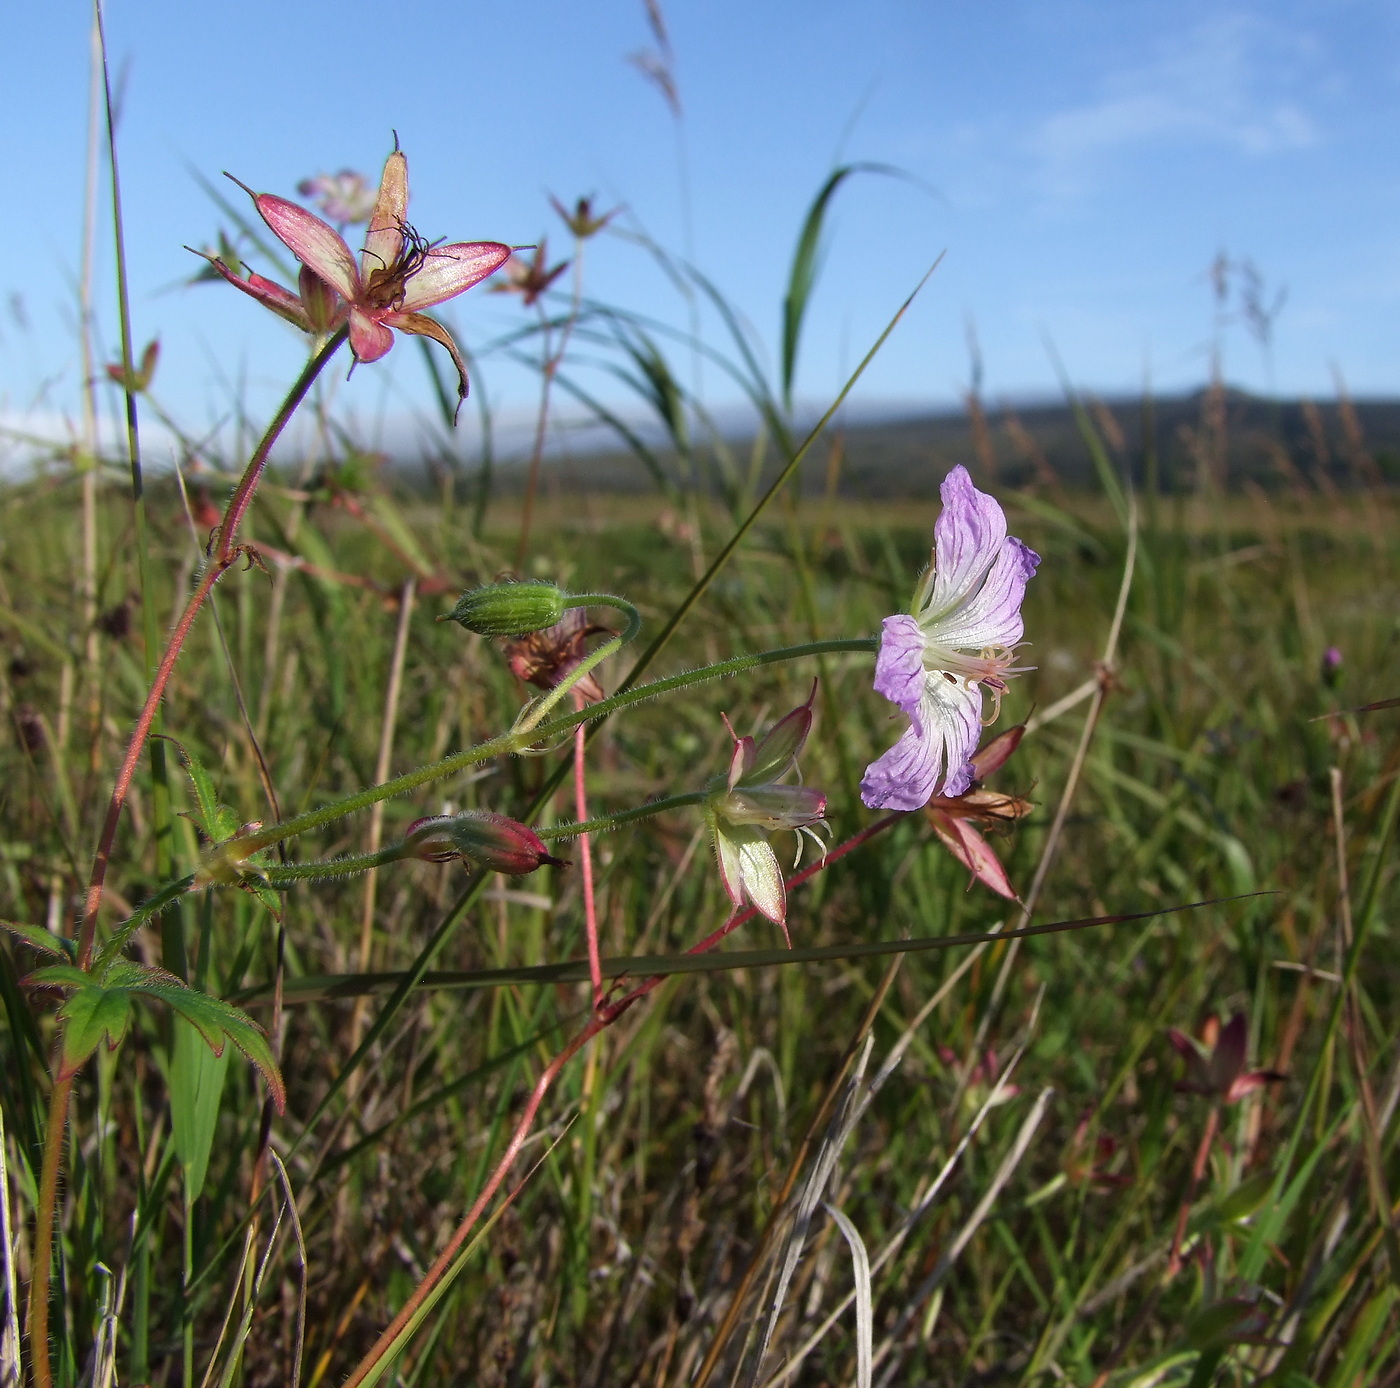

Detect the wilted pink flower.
xmin=1063 ymin=1112 xmax=1132 ymax=1191
xmin=924 ymin=724 xmax=1033 ymax=901
xmin=493 ymin=240 xmax=569 ymax=307
xmin=861 ymin=466 xmax=1040 ymax=812
xmin=194 ymin=252 xmax=348 ymax=339
xmin=500 ymin=608 xmax=613 ymax=704
xmin=704 ymin=689 xmax=827 ymax=938
xmin=550 ymin=194 xmax=620 ymax=240
xmin=1168 ymin=1013 xmax=1285 ymax=1104
xmin=229 ymin=145 xmax=511 ymax=419
xmin=297 ymin=169 xmax=377 ymax=225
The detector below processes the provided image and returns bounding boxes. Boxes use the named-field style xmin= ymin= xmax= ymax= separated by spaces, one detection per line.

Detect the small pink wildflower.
xmin=1168 ymin=1013 xmax=1285 ymax=1104
xmin=297 ymin=169 xmax=377 ymax=225
xmin=925 ymin=723 xmax=1033 ymax=900
xmin=704 ymin=688 xmax=828 ymax=939
xmin=493 ymin=240 xmax=570 ymax=307
xmin=229 ymin=144 xmax=511 ymax=420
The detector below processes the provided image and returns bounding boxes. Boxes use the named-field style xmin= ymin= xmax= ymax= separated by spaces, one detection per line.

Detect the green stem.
xmin=535 ymin=791 xmax=707 ymax=841
xmin=514 ymin=595 xmax=641 ymax=733
xmin=262 ymin=844 xmax=409 ymax=887
xmin=233 ymin=638 xmax=874 ymax=857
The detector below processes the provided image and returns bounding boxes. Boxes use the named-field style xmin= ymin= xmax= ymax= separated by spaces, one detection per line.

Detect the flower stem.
xmin=234 ymin=638 xmax=874 ymax=858
xmin=513 ymin=594 xmax=641 ymax=734
xmin=27 ymin=327 xmax=346 ymax=1388
xmin=571 ymin=688 xmax=603 ymax=1007
xmin=535 ymin=792 xmax=708 ymax=841
xmin=338 ymin=809 xmax=903 ymax=1388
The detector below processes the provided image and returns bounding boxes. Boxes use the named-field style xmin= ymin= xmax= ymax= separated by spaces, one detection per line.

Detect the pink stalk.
xmin=27 ymin=329 xmax=346 ymax=1388
xmin=74 ymin=327 xmax=346 ymax=968
xmin=1168 ymin=1103 xmax=1219 ymax=1277
xmin=341 ymin=811 xmax=905 ymax=1388
xmin=573 ymin=689 xmax=604 ymax=1007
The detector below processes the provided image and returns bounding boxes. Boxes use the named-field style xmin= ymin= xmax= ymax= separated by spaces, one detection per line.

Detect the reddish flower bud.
xmin=404 ymin=812 xmax=567 ymax=875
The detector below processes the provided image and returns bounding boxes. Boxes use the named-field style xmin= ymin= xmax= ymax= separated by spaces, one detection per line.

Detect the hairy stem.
xmin=338 ymin=812 xmax=903 ymax=1388
xmin=235 ymin=638 xmax=874 ymax=857
xmin=27 ymin=329 xmax=346 ymax=1387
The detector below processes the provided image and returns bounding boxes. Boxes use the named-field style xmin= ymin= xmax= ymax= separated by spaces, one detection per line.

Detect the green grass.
xmin=2 ymin=456 xmax=1398 ymax=1386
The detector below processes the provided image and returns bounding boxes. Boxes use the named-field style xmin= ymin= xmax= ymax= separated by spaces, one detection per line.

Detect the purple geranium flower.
xmin=860 ymin=466 xmax=1040 ymax=812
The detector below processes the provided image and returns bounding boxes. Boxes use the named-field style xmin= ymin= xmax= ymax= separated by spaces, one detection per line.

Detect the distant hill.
xmin=518 ymin=388 xmax=1400 ymax=497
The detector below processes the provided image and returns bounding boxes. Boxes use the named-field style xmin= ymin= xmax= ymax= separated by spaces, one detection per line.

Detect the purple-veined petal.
xmin=923 ymin=466 xmax=1007 ymax=620
xmin=928 ymin=536 xmax=1040 ymax=651
xmin=255 ymin=195 xmax=360 ymax=300
xmin=386 ymin=311 xmax=471 ymax=420
xmin=399 ymin=242 xmax=514 ymax=312
xmin=362 ymin=150 xmax=408 ymax=285
xmin=872 ymin=614 xmax=927 ymax=720
xmin=860 ymin=674 xmax=982 ymax=811
xmin=348 ymin=308 xmax=395 ymax=363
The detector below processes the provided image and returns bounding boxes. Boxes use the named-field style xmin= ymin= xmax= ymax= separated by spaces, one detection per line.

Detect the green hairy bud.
xmin=443 ymin=581 xmax=567 ymax=637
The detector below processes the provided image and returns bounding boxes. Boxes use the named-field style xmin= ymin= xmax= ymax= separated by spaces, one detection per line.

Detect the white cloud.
xmin=1028 ymin=13 xmax=1322 ymax=201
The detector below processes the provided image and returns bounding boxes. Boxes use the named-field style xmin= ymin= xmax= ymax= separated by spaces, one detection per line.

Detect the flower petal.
xmin=733 ymin=825 xmax=788 ymax=929
xmin=255 ymin=195 xmax=360 ymax=300
xmin=924 ymin=466 xmax=1007 ymax=620
xmin=198 ymin=255 xmax=311 ymax=331
xmin=970 ymin=723 xmax=1025 ymax=781
xmin=385 ymin=311 xmax=471 ymax=420
xmin=872 ymin=615 xmax=927 ymax=720
xmin=348 ymin=308 xmax=395 ymax=363
xmin=720 ymin=785 xmax=826 ymax=830
xmin=399 ymin=242 xmax=514 ymax=312
xmin=362 ymin=150 xmax=408 ymax=286
xmin=1210 ymin=1013 xmax=1249 ymax=1094
xmin=929 ymin=811 xmax=1019 ymax=900
xmin=929 ymin=536 xmax=1040 ymax=651
xmin=860 ymin=675 xmax=982 ymax=810
xmin=744 ymin=689 xmax=815 ymax=785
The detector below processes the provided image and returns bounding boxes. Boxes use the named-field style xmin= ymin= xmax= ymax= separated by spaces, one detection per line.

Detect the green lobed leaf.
xmin=0 ymin=919 xmax=76 ymax=960
xmin=137 ymin=981 xmax=286 ymax=1114
xmin=56 ymin=984 xmax=133 ymax=1080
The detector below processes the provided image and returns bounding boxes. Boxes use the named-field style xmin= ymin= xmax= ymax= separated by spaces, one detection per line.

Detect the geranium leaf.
xmin=56 ymin=985 xmax=133 ymax=1080
xmin=135 ymin=981 xmax=285 ymax=1115
xmin=0 ymin=919 xmax=76 ymax=960
xmin=23 ymin=963 xmax=92 ymax=991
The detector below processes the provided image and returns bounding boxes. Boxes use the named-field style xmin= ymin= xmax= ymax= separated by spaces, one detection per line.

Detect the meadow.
xmin=1 ymin=87 xmax=1399 ymax=1388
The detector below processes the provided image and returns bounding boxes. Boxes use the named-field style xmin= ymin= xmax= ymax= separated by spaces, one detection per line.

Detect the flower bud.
xmin=714 ymin=785 xmax=827 ymax=831
xmin=404 ymin=812 xmax=567 ymax=875
xmin=299 ymin=265 xmax=344 ymax=336
xmin=443 ymin=582 xmax=567 ymax=637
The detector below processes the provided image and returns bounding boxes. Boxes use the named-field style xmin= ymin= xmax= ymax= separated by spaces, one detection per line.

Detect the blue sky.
xmin=4 ymin=0 xmax=1399 ymax=458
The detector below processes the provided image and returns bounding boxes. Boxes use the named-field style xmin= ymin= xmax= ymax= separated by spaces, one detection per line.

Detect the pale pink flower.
xmin=230 ymin=146 xmax=511 ymax=420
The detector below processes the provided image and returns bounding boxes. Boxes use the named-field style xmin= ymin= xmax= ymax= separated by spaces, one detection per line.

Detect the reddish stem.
xmin=340 ymin=811 xmax=905 ymax=1388
xmin=1168 ymin=1103 xmax=1219 ymax=1277
xmin=573 ymin=690 xmax=603 ymax=1007
xmin=73 ymin=328 xmax=345 ymax=969
xmin=27 ymin=329 xmax=345 ymax=1388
